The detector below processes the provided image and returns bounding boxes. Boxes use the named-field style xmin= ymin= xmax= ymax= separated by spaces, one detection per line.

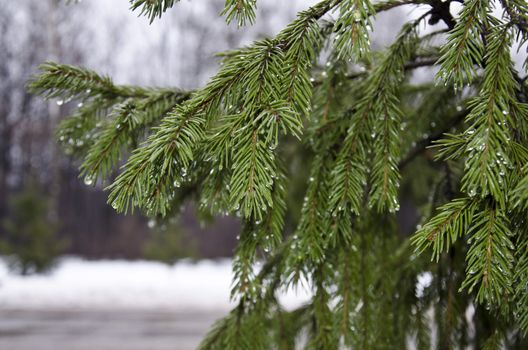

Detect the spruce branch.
xmin=513 ymin=227 xmax=528 ymax=334
xmin=229 ymin=128 xmax=276 ymax=220
xmin=55 ymin=99 xmax=113 ymax=158
xmin=335 ymin=244 xmax=358 ymax=346
xmin=106 ymin=101 xmax=206 ymax=215
xmin=230 ymin=162 xmax=286 ymax=300
xmin=279 ymin=9 xmax=324 ymax=115
xmin=221 ymin=0 xmax=257 ymax=26
xmin=460 ymin=23 xmax=520 ymax=204
xmin=437 ymin=0 xmax=490 ymax=87
xmin=29 ymin=62 xmax=151 ymax=100
xmin=105 ymin=42 xmax=266 ymax=215
xmin=501 ymin=0 xmax=528 ymax=36
xmin=80 ymin=89 xmax=189 ymax=184
xmin=512 ymin=168 xmax=528 ymax=210
xmin=308 ymin=267 xmax=339 ymax=349
xmin=201 ymin=239 xmax=290 ymax=349
xmin=332 ymin=0 xmax=375 ymax=61
xmin=482 ymin=329 xmax=505 ymax=350
xmin=288 ymin=154 xmax=333 ymax=283
xmin=106 ymin=0 xmax=333 ymax=218
xmin=329 ymin=133 xmax=367 ymax=215
xmin=461 ymin=203 xmax=514 ymax=306
xmin=129 ymin=0 xmax=179 ymax=23
xmin=360 ymin=18 xmax=422 ymax=213
xmin=412 ymin=197 xmax=477 ymax=261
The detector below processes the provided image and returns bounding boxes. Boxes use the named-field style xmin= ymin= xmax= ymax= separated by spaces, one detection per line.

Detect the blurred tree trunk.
xmin=0 ymin=92 xmax=11 ymax=228
xmin=46 ymin=0 xmax=62 ymax=224
xmin=0 ymin=9 xmax=12 ymax=230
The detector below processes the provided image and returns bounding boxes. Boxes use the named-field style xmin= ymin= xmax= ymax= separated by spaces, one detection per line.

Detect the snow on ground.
xmin=0 ymin=258 xmax=311 ymax=312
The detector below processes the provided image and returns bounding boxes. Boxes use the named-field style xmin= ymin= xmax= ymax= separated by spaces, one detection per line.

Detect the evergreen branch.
xmin=279 ymin=10 xmax=324 ymax=115
xmin=329 ymin=135 xmax=367 ymax=215
xmin=129 ymin=0 xmax=179 ymax=23
xmin=29 ymin=64 xmax=191 ymax=181
xmin=332 ymin=0 xmax=375 ymax=61
xmin=229 ymin=153 xmax=287 ymax=281
xmin=461 ymin=203 xmax=514 ymax=305
xmin=513 ymin=228 xmax=528 ymax=334
xmin=328 ymin=19 xmax=426 ymax=216
xmin=365 ymin=20 xmax=421 ymax=212
xmin=231 ymin=171 xmax=286 ymax=299
xmin=30 ymin=62 xmax=190 ymax=200
xmin=105 ymin=42 xmax=269 ymax=214
xmin=221 ymin=0 xmax=257 ymax=26
xmin=105 ymin=0 xmax=334 ymax=217
xmin=256 ymin=101 xmax=303 ymax=141
xmin=482 ymin=329 xmax=505 ymax=350
xmin=437 ymin=0 xmax=490 ymax=87
xmin=328 ymin=206 xmax=354 ymax=247
xmin=512 ymin=168 xmax=528 ymax=210
xmin=231 ymin=223 xmax=260 ymax=300
xmin=335 ymin=245 xmax=358 ymax=346
xmin=29 ymin=62 xmax=149 ymax=100
xmin=310 ymin=60 xmax=349 ymax=125
xmin=203 ymin=114 xmax=242 ymax=173
xmin=197 ymin=167 xmax=231 ymax=215
xmin=197 ymin=315 xmax=231 ymax=350
xmin=307 ymin=267 xmax=339 ymax=349
xmin=80 ymin=90 xmax=189 ymax=183
xmin=501 ymin=0 xmax=528 ymax=36
xmin=225 ymin=42 xmax=290 ymax=221
xmin=199 ymin=302 xmax=269 ymax=350
xmin=412 ymin=197 xmax=477 ymax=261
xmin=55 ymin=99 xmax=113 ymax=158
xmin=106 ymin=102 xmax=206 ymax=215
xmin=229 ymin=128 xmax=275 ymax=220
xmin=201 ymin=241 xmax=290 ymax=349
xmin=81 ymin=101 xmax=137 ymax=184
xmin=197 ymin=116 xmax=242 ymax=216
xmin=106 ymin=16 xmax=318 ymax=217
xmin=289 ymin=154 xmax=332 ymax=281
xmin=432 ymin=133 xmax=468 ymax=161
xmin=460 ymin=24 xmax=520 ymax=204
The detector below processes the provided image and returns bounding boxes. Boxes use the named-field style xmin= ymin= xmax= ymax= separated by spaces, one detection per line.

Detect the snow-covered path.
xmin=0 ymin=309 xmax=221 ymax=350
xmin=0 ymin=258 xmax=311 ymax=349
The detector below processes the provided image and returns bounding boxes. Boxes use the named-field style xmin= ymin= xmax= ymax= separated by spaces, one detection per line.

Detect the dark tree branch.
xmin=399 ymin=109 xmax=468 ymax=169
xmin=428 ymin=0 xmax=456 ymax=30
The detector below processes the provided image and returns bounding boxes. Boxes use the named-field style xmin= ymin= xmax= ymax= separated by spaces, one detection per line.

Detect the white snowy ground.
xmin=0 ymin=258 xmax=312 ymax=311
xmin=0 ymin=258 xmax=312 ymax=350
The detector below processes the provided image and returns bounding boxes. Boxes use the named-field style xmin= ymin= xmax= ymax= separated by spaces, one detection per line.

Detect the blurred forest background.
xmin=0 ymin=0 xmax=413 ymax=273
